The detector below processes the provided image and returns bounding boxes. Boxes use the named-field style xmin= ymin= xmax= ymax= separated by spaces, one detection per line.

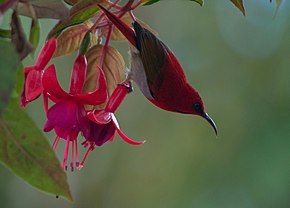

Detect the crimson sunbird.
xmin=99 ymin=5 xmax=217 ymax=135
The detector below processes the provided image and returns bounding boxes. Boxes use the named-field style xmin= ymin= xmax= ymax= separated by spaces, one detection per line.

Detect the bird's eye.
xmin=193 ymin=102 xmax=203 ymax=114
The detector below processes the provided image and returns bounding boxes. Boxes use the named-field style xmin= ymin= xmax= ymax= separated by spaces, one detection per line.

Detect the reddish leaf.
xmin=54 ymin=21 xmax=93 ymax=57
xmin=11 ymin=11 xmax=33 ymax=60
xmin=15 ymin=0 xmax=69 ymax=20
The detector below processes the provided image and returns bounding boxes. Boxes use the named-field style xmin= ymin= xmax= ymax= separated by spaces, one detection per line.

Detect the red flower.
xmin=42 ymin=54 xmax=108 ymax=170
xmin=21 ymin=38 xmax=57 ymax=107
xmin=79 ymin=82 xmax=145 ymax=168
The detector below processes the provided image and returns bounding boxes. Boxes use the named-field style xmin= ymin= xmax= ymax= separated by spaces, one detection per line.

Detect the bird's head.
xmin=191 ymin=100 xmax=217 ymax=135
xmin=177 ymin=86 xmax=218 ymax=135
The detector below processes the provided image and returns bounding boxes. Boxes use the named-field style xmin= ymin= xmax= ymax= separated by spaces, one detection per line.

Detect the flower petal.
xmin=87 ymin=110 xmax=112 ymax=124
xmin=25 ymin=69 xmax=43 ymax=101
xmin=55 ymin=127 xmax=79 ymax=141
xmin=105 ymin=81 xmax=131 ymax=113
xmin=35 ymin=38 xmax=57 ymax=71
xmin=76 ymin=66 xmax=108 ymax=105
xmin=24 ymin=66 xmax=35 ymax=73
xmin=42 ymin=64 xmax=69 ymax=100
xmin=44 ymin=100 xmax=89 ymax=140
xmin=87 ymin=120 xmax=116 ymax=146
xmin=111 ymin=114 xmax=145 ymax=145
xmin=69 ymin=54 xmax=87 ymax=94
xmin=77 ymin=103 xmax=90 ymax=139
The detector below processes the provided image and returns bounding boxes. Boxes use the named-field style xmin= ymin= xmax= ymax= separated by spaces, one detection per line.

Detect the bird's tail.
xmin=98 ymin=4 xmax=136 ymax=46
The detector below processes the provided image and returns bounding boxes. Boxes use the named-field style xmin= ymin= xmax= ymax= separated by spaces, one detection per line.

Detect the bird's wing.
xmin=133 ymin=21 xmax=168 ymax=87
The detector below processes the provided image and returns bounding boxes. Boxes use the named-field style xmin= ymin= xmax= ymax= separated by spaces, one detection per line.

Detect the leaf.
xmin=102 ymin=14 xmax=158 ymax=41
xmin=84 ymin=44 xmax=125 ymax=109
xmin=189 ymin=0 xmax=204 ymax=6
xmin=64 ymin=0 xmax=80 ymax=5
xmin=11 ymin=10 xmax=33 ymax=60
xmin=54 ymin=21 xmax=93 ymax=57
xmin=15 ymin=0 xmax=70 ymax=20
xmin=47 ymin=2 xmax=100 ymax=38
xmin=79 ymin=31 xmax=91 ymax=55
xmin=0 ymin=98 xmax=72 ymax=201
xmin=142 ymin=0 xmax=160 ymax=6
xmin=70 ymin=0 xmax=103 ymax=15
xmin=230 ymin=0 xmax=245 ymax=15
xmin=0 ymin=29 xmax=11 ymax=38
xmin=29 ymin=18 xmax=40 ymax=57
xmin=0 ymin=38 xmax=19 ymax=114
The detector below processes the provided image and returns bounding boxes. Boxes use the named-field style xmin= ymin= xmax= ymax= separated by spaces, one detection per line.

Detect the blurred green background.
xmin=1 ymin=1 xmax=290 ymax=207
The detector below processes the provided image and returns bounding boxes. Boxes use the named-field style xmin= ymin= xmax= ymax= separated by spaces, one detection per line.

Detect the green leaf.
xmin=143 ymin=0 xmax=203 ymax=6
xmin=230 ymin=0 xmax=245 ymax=15
xmin=29 ymin=18 xmax=40 ymax=57
xmin=15 ymin=0 xmax=70 ymax=20
xmin=190 ymin=0 xmax=204 ymax=6
xmin=70 ymin=0 xmax=102 ymax=15
xmin=0 ymin=39 xmax=19 ymax=114
xmin=47 ymin=3 xmax=100 ymax=38
xmin=142 ymin=0 xmax=160 ymax=6
xmin=64 ymin=0 xmax=80 ymax=5
xmin=0 ymin=29 xmax=11 ymax=38
xmin=79 ymin=31 xmax=91 ymax=55
xmin=0 ymin=97 xmax=72 ymax=201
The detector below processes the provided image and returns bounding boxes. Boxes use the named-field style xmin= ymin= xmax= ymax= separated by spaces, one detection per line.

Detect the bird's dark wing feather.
xmin=133 ymin=21 xmax=168 ymax=87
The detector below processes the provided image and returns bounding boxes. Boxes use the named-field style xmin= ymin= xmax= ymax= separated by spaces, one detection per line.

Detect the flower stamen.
xmin=75 ymin=138 xmax=80 ymax=168
xmin=62 ymin=139 xmax=70 ymax=170
xmin=52 ymin=136 xmax=60 ymax=151
xmin=70 ymin=140 xmax=75 ymax=171
xmin=79 ymin=142 xmax=95 ymax=170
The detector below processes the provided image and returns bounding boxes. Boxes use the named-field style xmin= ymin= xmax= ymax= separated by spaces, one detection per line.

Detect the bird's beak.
xmin=203 ymin=113 xmax=218 ymax=136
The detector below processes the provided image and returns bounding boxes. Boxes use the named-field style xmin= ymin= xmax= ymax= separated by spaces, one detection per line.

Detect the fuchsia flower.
xmin=42 ymin=54 xmax=108 ymax=170
xmin=79 ymin=81 xmax=145 ymax=168
xmin=21 ymin=38 xmax=57 ymax=107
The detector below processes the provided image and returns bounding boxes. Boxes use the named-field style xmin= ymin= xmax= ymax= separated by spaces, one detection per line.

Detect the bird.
xmin=98 ymin=5 xmax=217 ymax=135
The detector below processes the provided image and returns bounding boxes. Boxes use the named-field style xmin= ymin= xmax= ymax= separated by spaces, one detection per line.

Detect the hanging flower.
xmin=42 ymin=54 xmax=108 ymax=170
xmin=21 ymin=38 xmax=57 ymax=107
xmin=79 ymin=81 xmax=145 ymax=169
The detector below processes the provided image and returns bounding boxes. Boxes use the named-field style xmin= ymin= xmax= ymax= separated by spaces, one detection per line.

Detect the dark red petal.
xmin=105 ymin=81 xmax=130 ymax=113
xmin=87 ymin=120 xmax=115 ymax=146
xmin=25 ymin=69 xmax=43 ymax=101
xmin=69 ymin=55 xmax=87 ymax=94
xmin=111 ymin=114 xmax=145 ymax=145
xmin=109 ymin=132 xmax=116 ymax=142
xmin=87 ymin=110 xmax=111 ymax=124
xmin=76 ymin=66 xmax=108 ymax=105
xmin=42 ymin=64 xmax=69 ymax=100
xmin=35 ymin=38 xmax=57 ymax=71
xmin=77 ymin=104 xmax=90 ymax=139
